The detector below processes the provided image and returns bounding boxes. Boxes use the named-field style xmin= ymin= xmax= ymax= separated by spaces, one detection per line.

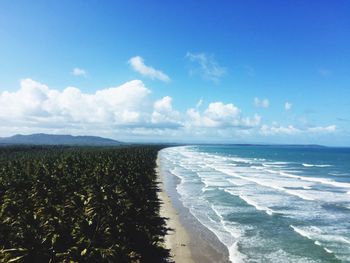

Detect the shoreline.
xmin=157 ymin=157 xmax=194 ymax=263
xmin=157 ymin=153 xmax=231 ymax=263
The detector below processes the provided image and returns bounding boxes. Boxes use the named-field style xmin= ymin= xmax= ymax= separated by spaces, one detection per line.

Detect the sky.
xmin=0 ymin=0 xmax=349 ymax=146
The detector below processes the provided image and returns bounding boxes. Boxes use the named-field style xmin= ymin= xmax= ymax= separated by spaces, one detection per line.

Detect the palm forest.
xmin=0 ymin=145 xmax=170 ymax=262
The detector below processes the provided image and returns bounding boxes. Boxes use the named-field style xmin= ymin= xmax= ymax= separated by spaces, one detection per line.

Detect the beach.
xmin=157 ymin=154 xmax=231 ymax=263
xmin=157 ymin=162 xmax=194 ymax=263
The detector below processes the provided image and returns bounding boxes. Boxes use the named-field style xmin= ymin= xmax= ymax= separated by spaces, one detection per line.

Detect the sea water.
xmin=159 ymin=145 xmax=350 ymax=263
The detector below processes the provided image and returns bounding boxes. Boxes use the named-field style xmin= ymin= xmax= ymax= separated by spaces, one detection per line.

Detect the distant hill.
xmin=0 ymin=134 xmax=123 ymax=146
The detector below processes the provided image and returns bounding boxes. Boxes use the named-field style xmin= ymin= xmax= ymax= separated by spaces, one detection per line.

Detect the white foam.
xmin=160 ymin=146 xmax=350 ymax=262
xmin=314 ymin=240 xmax=321 ymax=246
xmin=284 ymin=189 xmax=314 ymax=201
xmin=211 ymin=205 xmax=242 ymax=239
xmin=251 ymin=166 xmax=264 ymax=170
xmin=340 ymin=237 xmax=350 ymax=245
xmin=314 ymin=241 xmax=334 ymax=254
xmin=291 ymin=225 xmax=350 ymax=253
xmin=228 ymin=241 xmax=246 ymax=263
xmin=273 ymin=170 xmax=350 ymax=189
xmin=302 ymin=186 xmax=312 ymax=190
xmin=302 ymin=163 xmax=332 ymax=168
xmin=209 ymin=206 xmax=247 ymax=263
xmin=290 ymin=225 xmax=315 ymax=240
xmin=324 ymin=247 xmax=333 ymax=254
xmin=329 ymin=172 xmax=348 ymax=176
xmin=186 ymin=203 xmax=247 ymax=263
xmin=213 ymin=166 xmax=315 ymax=201
xmin=262 ymin=163 xmax=286 ymax=168
xmin=238 ymin=194 xmax=274 ymax=215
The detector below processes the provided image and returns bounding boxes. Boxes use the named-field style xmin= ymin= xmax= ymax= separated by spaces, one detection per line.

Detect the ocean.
xmin=159 ymin=145 xmax=350 ymax=263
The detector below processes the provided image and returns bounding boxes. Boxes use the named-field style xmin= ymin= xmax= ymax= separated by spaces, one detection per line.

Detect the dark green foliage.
xmin=0 ymin=146 xmax=169 ymax=262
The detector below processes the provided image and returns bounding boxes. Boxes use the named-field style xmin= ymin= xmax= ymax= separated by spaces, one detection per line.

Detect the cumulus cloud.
xmin=72 ymin=68 xmax=87 ymax=77
xmin=0 ymin=79 xmax=151 ymax=130
xmin=128 ymin=56 xmax=170 ymax=82
xmin=186 ymin=102 xmax=260 ymax=129
xmin=254 ymin=97 xmax=269 ymax=108
xmin=0 ymin=79 xmax=338 ymax=142
xmin=186 ymin=52 xmax=226 ymax=82
xmin=151 ymin=96 xmax=181 ymax=127
xmin=2 ymin=79 xmax=260 ymax=136
xmin=285 ymin=102 xmax=292 ymax=111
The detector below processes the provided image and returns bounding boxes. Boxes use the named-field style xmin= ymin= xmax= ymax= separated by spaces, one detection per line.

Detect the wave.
xmin=314 ymin=241 xmax=333 ymax=254
xmin=262 ymin=163 xmax=286 ymax=168
xmin=212 ymin=166 xmax=315 ymax=201
xmin=324 ymin=247 xmax=333 ymax=254
xmin=161 ymin=146 xmax=350 ymax=262
xmin=267 ymin=170 xmax=350 ymax=190
xmin=210 ymin=205 xmax=246 ymax=263
xmin=302 ymin=186 xmax=312 ymax=190
xmin=237 ymin=194 xmax=275 ymax=216
xmin=302 ymin=163 xmax=332 ymax=168
xmin=290 ymin=225 xmax=350 ymax=259
xmin=329 ymin=172 xmax=349 ymax=176
xmin=290 ymin=225 xmax=335 ymax=255
xmin=187 ymin=202 xmax=247 ymax=263
xmin=290 ymin=225 xmax=318 ymax=241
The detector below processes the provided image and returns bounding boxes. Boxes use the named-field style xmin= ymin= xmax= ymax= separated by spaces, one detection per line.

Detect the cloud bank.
xmin=0 ymin=79 xmax=152 ymax=128
xmin=0 ymin=79 xmax=337 ymax=142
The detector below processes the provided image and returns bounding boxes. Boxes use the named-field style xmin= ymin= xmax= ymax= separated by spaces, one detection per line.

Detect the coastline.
xmin=157 ymin=152 xmax=231 ymax=263
xmin=157 ymin=157 xmax=195 ymax=263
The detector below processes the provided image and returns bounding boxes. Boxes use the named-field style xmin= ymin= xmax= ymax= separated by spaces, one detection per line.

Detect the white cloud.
xmin=151 ymin=96 xmax=181 ymax=126
xmin=128 ymin=56 xmax=170 ymax=82
xmin=260 ymin=124 xmax=336 ymax=135
xmin=307 ymin=125 xmax=336 ymax=133
xmin=285 ymin=102 xmax=292 ymax=111
xmin=0 ymin=79 xmax=151 ymax=129
xmin=0 ymin=79 xmax=338 ymax=143
xmin=254 ymin=97 xmax=269 ymax=108
xmin=72 ymin=68 xmax=87 ymax=77
xmin=242 ymin=114 xmax=262 ymax=127
xmin=186 ymin=102 xmax=260 ymax=129
xmin=186 ymin=52 xmax=226 ymax=82
xmin=205 ymin=102 xmax=240 ymax=121
xmin=260 ymin=124 xmax=300 ymax=135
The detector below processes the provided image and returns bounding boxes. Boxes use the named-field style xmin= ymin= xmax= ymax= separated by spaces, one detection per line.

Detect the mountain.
xmin=0 ymin=134 xmax=123 ymax=146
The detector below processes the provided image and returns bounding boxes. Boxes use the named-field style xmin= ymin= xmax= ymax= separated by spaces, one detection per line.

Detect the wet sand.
xmin=157 ymin=155 xmax=231 ymax=263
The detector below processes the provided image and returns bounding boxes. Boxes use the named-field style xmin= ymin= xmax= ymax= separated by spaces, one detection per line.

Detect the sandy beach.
xmin=157 ymin=158 xmax=195 ymax=263
xmin=157 ymin=154 xmax=231 ymax=263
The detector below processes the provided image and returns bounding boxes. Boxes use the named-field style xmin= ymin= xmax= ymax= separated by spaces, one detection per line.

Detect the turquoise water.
xmin=159 ymin=145 xmax=350 ymax=263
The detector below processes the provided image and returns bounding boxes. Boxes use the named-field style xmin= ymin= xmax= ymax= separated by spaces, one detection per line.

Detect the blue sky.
xmin=0 ymin=0 xmax=349 ymax=145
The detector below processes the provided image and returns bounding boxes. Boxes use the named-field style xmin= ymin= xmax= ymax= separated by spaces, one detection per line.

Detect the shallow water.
xmin=159 ymin=145 xmax=350 ymax=263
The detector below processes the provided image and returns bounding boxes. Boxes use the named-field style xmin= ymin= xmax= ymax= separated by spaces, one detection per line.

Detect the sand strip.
xmin=157 ymin=158 xmax=195 ymax=263
xmin=157 ymin=153 xmax=231 ymax=263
